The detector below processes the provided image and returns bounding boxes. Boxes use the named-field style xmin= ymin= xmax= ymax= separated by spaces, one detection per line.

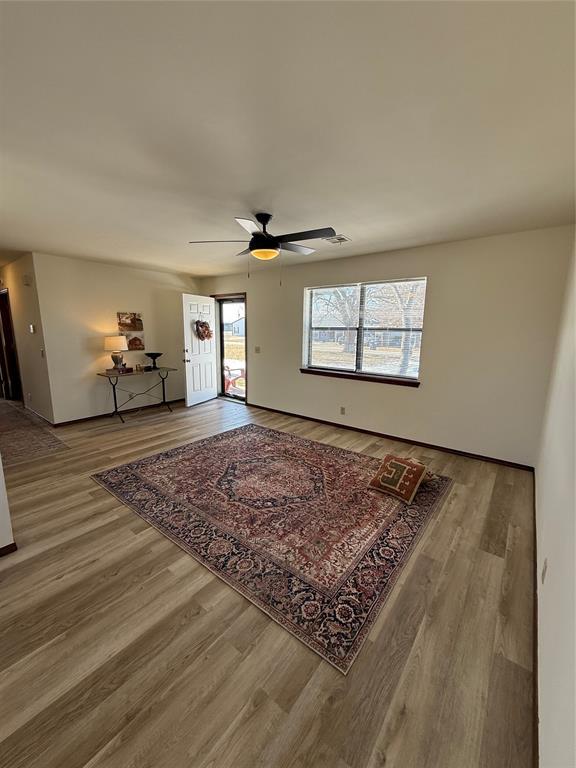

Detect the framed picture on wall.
xmin=117 ymin=311 xmax=145 ymax=350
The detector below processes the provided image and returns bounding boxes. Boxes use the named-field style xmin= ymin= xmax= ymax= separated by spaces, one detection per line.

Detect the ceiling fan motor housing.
xmin=249 ymin=231 xmax=279 ymax=251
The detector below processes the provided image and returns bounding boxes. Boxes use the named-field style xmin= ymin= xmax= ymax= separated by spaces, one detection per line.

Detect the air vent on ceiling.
xmin=323 ymin=234 xmax=351 ymax=244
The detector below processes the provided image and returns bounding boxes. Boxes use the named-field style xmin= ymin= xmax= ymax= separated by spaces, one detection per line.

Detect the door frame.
xmin=0 ymin=288 xmax=23 ymax=402
xmin=212 ymin=293 xmax=247 ymax=404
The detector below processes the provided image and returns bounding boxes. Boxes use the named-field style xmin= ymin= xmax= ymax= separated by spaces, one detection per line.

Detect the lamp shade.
xmin=251 ymin=248 xmax=280 ymax=260
xmin=104 ymin=335 xmax=128 ymax=352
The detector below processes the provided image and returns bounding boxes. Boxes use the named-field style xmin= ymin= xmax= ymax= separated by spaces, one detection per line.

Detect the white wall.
xmin=199 ymin=226 xmax=573 ymax=466
xmin=0 ymin=455 xmax=15 ymax=551
xmin=536 ymin=237 xmax=575 ymax=768
xmin=0 ymin=253 xmax=54 ymax=421
xmin=32 ymin=253 xmax=197 ymax=423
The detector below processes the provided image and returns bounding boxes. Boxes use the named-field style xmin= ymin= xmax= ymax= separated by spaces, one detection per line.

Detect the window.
xmin=303 ymin=278 xmax=427 ymax=383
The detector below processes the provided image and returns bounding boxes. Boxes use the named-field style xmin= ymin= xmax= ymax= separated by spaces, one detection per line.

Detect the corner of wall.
xmin=0 ymin=252 xmax=55 ymax=422
xmin=535 ymin=232 xmax=576 ymax=768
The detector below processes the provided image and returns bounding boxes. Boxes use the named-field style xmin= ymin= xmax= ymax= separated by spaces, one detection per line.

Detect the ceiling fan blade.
xmin=277 ymin=227 xmax=336 ymax=243
xmin=281 ymin=242 xmax=315 ymax=256
xmin=235 ymin=217 xmax=262 ymax=235
xmin=235 ymin=248 xmax=250 ymax=257
xmin=188 ymin=240 xmax=248 ymax=244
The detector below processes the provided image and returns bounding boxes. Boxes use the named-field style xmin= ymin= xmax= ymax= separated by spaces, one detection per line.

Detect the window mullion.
xmin=355 ymin=285 xmax=366 ymax=373
xmin=307 ymin=291 xmax=313 ymax=367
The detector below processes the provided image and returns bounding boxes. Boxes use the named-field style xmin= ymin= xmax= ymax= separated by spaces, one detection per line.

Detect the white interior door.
xmin=182 ymin=294 xmax=218 ymax=407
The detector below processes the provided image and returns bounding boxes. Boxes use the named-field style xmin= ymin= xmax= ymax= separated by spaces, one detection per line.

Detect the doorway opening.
xmin=0 ymin=289 xmax=22 ymax=402
xmin=217 ymin=296 xmax=246 ymax=401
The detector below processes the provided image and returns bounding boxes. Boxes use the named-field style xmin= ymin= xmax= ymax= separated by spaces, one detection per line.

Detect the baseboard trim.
xmin=246 ymin=402 xmax=534 ymax=472
xmin=0 ymin=541 xmax=17 ymax=558
xmin=51 ymin=396 xmax=534 ymax=471
xmin=53 ymin=398 xmax=185 ymax=427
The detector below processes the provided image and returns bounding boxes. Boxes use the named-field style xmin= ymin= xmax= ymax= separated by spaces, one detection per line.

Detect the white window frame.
xmin=302 ymin=277 xmax=427 ymax=384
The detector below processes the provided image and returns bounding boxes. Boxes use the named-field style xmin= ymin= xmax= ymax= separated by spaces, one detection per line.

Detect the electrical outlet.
xmin=254 ymin=346 xmax=261 ymax=354
xmin=340 ymin=406 xmax=346 ymax=415
xmin=541 ymin=557 xmax=548 ymax=585
xmin=26 ymin=392 xmax=32 ymax=401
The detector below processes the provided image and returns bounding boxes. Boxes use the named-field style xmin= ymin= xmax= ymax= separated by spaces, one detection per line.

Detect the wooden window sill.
xmin=299 ymin=368 xmax=420 ymax=387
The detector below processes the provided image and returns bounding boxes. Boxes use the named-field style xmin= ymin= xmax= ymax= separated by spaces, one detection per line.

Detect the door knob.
xmin=182 ymin=358 xmax=191 ymax=363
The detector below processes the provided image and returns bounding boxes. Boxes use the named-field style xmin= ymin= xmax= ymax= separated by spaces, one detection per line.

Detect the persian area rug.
xmin=0 ymin=400 xmax=68 ymax=466
xmin=92 ymin=424 xmax=452 ymax=672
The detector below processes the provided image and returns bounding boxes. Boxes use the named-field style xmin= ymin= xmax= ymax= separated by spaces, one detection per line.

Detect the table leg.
xmin=110 ymin=377 xmax=125 ymax=423
xmin=159 ymin=371 xmax=172 ymax=413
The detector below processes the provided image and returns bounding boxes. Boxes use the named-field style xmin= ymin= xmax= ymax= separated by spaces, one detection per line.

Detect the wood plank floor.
xmin=0 ymin=399 xmax=534 ymax=768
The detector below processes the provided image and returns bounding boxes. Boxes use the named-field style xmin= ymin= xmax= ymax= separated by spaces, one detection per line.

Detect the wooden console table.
xmin=97 ymin=367 xmax=177 ymax=423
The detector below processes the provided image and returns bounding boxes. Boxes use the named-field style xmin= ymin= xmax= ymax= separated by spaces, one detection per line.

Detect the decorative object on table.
xmin=104 ymin=335 xmax=129 ymax=369
xmin=105 ymin=366 xmax=133 ymax=375
xmin=368 ymin=454 xmax=428 ymax=504
xmin=144 ymin=352 xmax=163 ymax=369
xmin=97 ymin=366 xmax=177 ymax=423
xmin=117 ymin=312 xmax=145 ymax=351
xmin=194 ymin=319 xmax=213 ymax=341
xmin=91 ymin=423 xmax=452 ymax=672
xmin=0 ymin=400 xmax=69 ymax=466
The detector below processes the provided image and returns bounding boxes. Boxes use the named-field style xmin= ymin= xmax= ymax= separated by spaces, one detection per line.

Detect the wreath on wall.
xmin=195 ymin=320 xmax=213 ymax=341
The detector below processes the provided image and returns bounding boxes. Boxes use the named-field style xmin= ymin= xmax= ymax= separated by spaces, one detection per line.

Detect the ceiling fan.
xmin=188 ymin=212 xmax=336 ymax=260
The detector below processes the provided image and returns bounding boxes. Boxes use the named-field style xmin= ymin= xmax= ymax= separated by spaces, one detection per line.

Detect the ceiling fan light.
xmin=251 ymin=248 xmax=280 ymax=260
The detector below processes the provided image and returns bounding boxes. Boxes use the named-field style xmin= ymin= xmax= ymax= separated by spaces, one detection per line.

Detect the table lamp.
xmin=104 ymin=335 xmax=129 ymax=369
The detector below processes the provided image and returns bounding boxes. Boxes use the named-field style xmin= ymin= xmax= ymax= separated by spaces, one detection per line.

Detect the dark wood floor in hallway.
xmin=0 ymin=399 xmax=534 ymax=768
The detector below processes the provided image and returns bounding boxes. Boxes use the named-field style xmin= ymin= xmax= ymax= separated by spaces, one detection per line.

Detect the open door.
xmin=182 ymin=294 xmax=218 ymax=407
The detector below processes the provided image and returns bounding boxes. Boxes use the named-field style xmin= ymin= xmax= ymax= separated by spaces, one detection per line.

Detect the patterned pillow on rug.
xmin=368 ymin=454 xmax=428 ymax=503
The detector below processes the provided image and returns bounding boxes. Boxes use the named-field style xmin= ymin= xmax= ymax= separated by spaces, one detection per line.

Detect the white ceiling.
xmin=0 ymin=1 xmax=573 ymax=277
